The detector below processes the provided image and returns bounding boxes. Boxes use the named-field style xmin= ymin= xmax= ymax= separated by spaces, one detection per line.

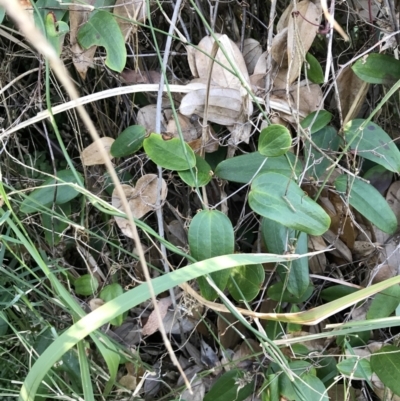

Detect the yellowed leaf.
xmin=81 ymin=137 xmax=115 ymax=166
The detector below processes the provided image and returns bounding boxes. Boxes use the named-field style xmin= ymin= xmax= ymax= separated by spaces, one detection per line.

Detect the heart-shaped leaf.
xmin=249 ymin=172 xmax=330 ymax=235
xmin=77 ymin=10 xmax=126 ymax=72
xmin=143 ymin=133 xmax=196 ymax=171
xmin=335 ymin=175 xmax=397 ymax=234
xmin=344 ymin=119 xmax=400 ymax=172
xmin=258 ymin=124 xmax=292 ymax=157
xmin=188 ymin=210 xmax=235 ymax=300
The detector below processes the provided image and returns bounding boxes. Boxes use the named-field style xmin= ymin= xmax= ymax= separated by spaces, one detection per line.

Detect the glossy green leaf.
xmin=305 ymin=126 xmax=340 ymax=179
xmin=258 ymin=124 xmax=292 ymax=157
xmin=111 ymin=125 xmax=146 ymax=157
xmin=178 ymin=154 xmax=213 ymax=187
xmin=77 ymin=10 xmax=126 ymax=72
xmin=366 ymin=285 xmax=400 ymax=319
xmin=143 ymin=133 xmax=196 ymax=171
xmin=41 ymin=203 xmax=71 ymax=247
xmin=304 ymin=52 xmax=324 ymax=84
xmin=204 ymin=369 xmax=254 ymax=401
xmin=300 ymin=110 xmax=332 ymax=134
xmin=344 ymin=119 xmax=400 ymax=172
xmin=249 ymin=172 xmax=330 ymax=235
xmin=74 ymin=274 xmax=99 ymax=296
xmin=215 ymin=152 xmax=302 ymax=184
xmin=188 ymin=210 xmax=235 ymax=300
xmin=227 ymin=264 xmax=265 ymax=302
xmin=100 ymin=284 xmax=126 ymax=326
xmin=267 ymin=282 xmax=314 ymax=303
xmin=337 ymin=356 xmax=372 ymax=380
xmin=335 ymin=175 xmax=397 ymax=234
xmin=261 ymin=218 xmax=309 ymax=298
xmin=371 ymin=345 xmax=400 ymax=396
xmin=320 ymin=285 xmax=358 ymax=302
xmin=352 ymin=53 xmax=400 ymax=84
xmin=20 ymin=170 xmax=83 ymax=214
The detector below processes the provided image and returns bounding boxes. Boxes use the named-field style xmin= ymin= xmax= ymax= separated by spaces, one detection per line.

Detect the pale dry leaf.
xmin=89 ymin=298 xmax=105 ymax=311
xmin=228 ymin=121 xmax=253 ymax=146
xmin=322 ymin=230 xmax=352 ymax=263
xmin=277 ymin=1 xmax=294 ymax=32
xmin=187 ymin=135 xmax=219 ymax=154
xmin=253 ymin=50 xmax=268 ymax=76
xmin=163 ymin=310 xmax=195 ymax=334
xmin=293 ymin=81 xmax=323 ymax=116
xmin=369 ymin=264 xmax=397 ymax=285
xmin=81 ymin=137 xmax=115 ymax=166
xmin=120 ymin=69 xmax=161 ymax=84
xmin=335 ymin=65 xmax=369 ymax=122
xmin=142 ymin=296 xmax=172 ymax=336
xmin=195 ymin=34 xmax=250 ymax=93
xmin=112 ymin=175 xmax=168 ymax=238
xmin=287 ymin=0 xmax=321 ymax=84
xmin=181 ymin=380 xmax=205 ymax=401
xmin=113 ymin=0 xmax=146 ymax=41
xmin=187 ymin=45 xmax=199 ymax=77
xmin=166 ymin=113 xmax=199 ymax=142
xmin=200 ymin=340 xmax=220 ymax=368
xmin=217 ymin=312 xmax=247 ymax=350
xmin=69 ymin=1 xmax=97 ymax=79
xmin=242 ymin=38 xmax=262 ymax=75
xmin=372 ymin=373 xmax=400 ymax=401
xmin=353 ymin=241 xmax=378 ymax=259
xmin=179 ymin=87 xmax=243 ymax=125
xmin=271 ymin=27 xmax=288 ymax=68
xmin=137 ymin=104 xmax=172 ymax=134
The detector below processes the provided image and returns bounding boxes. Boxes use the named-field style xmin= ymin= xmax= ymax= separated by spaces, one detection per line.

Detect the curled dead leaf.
xmin=112 ymin=175 xmax=167 ymax=238
xmin=81 ymin=137 xmax=115 ymax=166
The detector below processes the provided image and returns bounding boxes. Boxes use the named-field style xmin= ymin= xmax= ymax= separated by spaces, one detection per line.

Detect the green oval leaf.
xmin=300 ymin=110 xmax=332 ymax=134
xmin=335 ymin=175 xmax=397 ymax=234
xmin=111 ymin=125 xmax=146 ymax=157
xmin=20 ymin=170 xmax=83 ymax=214
xmin=215 ymin=151 xmax=302 ymax=184
xmin=178 ymin=154 xmax=212 ymax=187
xmin=304 ymin=52 xmax=324 ymax=84
xmin=344 ymin=119 xmax=400 ymax=172
xmin=249 ymin=172 xmax=330 ymax=235
xmin=352 ymin=53 xmax=400 ymax=84
xmin=261 ymin=218 xmax=309 ymax=298
xmin=99 ymin=283 xmax=126 ymax=326
xmin=320 ymin=285 xmax=358 ymax=302
xmin=188 ymin=210 xmax=234 ymax=300
xmin=143 ymin=133 xmax=196 ymax=171
xmin=267 ymin=282 xmax=314 ymax=303
xmin=77 ymin=10 xmax=126 ymax=72
xmin=337 ymin=357 xmax=372 ymax=380
xmin=258 ymin=124 xmax=292 ymax=157
xmin=371 ymin=345 xmax=400 ymax=396
xmin=227 ymin=264 xmax=265 ymax=302
xmin=74 ymin=274 xmax=99 ymax=296
xmin=366 ymin=285 xmax=400 ymax=320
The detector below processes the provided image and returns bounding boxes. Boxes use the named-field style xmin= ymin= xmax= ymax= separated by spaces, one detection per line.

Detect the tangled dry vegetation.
xmin=2 ymin=0 xmax=400 ymax=400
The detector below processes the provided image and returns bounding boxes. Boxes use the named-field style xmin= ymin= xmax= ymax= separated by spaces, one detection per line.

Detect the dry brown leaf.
xmin=217 ymin=312 xmax=247 ymax=350
xmin=181 ymin=380 xmax=205 ymax=401
xmin=353 ymin=241 xmax=378 ymax=259
xmin=69 ymin=1 xmax=97 ymax=79
xmin=120 ymin=69 xmax=161 ymax=84
xmin=186 ymin=46 xmax=199 ymax=77
xmin=112 ymin=175 xmax=167 ymax=238
xmin=137 ymin=104 xmax=172 ymax=134
xmin=242 ymin=38 xmax=262 ymax=75
xmin=369 ymin=264 xmax=397 ymax=285
xmin=194 ymin=34 xmax=250 ymax=92
xmin=308 ymin=235 xmax=327 ymax=273
xmin=271 ymin=27 xmax=288 ymax=68
xmin=113 ymin=0 xmax=146 ymax=41
xmin=142 ymin=296 xmax=172 ymax=336
xmin=81 ymin=137 xmax=115 ymax=166
xmin=287 ymin=0 xmax=321 ymax=84
xmin=277 ymin=1 xmax=294 ymax=32
xmin=165 ymin=219 xmax=187 ymax=248
xmin=179 ymin=87 xmax=243 ymax=126
xmin=335 ymin=66 xmax=369 ymax=122
xmin=322 ymin=229 xmax=352 ymax=263
xmin=166 ymin=113 xmax=199 ymax=142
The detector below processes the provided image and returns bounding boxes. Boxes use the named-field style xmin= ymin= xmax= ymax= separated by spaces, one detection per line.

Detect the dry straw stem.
xmin=0 ymin=0 xmax=190 ymax=391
